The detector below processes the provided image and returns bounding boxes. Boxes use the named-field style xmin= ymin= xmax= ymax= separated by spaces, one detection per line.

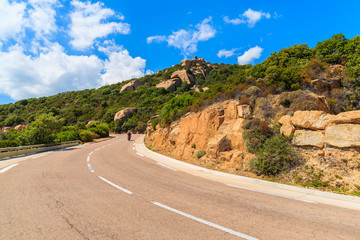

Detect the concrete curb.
xmin=136 ymin=135 xmax=360 ymax=205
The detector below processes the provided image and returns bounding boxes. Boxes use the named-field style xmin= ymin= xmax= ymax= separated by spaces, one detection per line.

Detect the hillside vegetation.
xmin=1 ymin=33 xmax=360 ymax=148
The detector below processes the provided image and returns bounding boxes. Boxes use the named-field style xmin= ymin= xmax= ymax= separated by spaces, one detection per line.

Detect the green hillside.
xmin=1 ymin=33 xmax=360 ymax=148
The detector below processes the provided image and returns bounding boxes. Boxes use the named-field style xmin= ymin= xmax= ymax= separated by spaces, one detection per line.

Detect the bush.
xmin=250 ymin=135 xmax=302 ymax=176
xmin=242 ymin=119 xmax=273 ymax=153
xmin=196 ymin=150 xmax=206 ymax=158
xmin=56 ymin=130 xmax=79 ymax=142
xmin=79 ymin=130 xmax=96 ymax=142
xmin=87 ymin=123 xmax=109 ymax=138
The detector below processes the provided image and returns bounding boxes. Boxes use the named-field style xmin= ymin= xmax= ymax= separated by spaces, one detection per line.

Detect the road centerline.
xmin=98 ymin=176 xmax=133 ymax=194
xmin=157 ymin=162 xmax=177 ymax=171
xmin=87 ymin=163 xmax=94 ymax=173
xmin=152 ymin=201 xmax=258 ymax=240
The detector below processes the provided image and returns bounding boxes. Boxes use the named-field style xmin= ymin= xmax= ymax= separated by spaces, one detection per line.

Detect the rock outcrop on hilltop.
xmin=155 ymin=57 xmax=217 ymax=92
xmin=120 ymin=80 xmax=145 ymax=93
xmin=181 ymin=56 xmax=215 ymax=77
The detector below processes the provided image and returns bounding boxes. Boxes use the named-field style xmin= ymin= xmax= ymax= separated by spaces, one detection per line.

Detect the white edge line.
xmin=136 ymin=153 xmax=144 ymax=157
xmin=87 ymin=163 xmax=94 ymax=173
xmin=152 ymin=201 xmax=258 ymax=240
xmin=0 ymin=163 xmax=19 ymax=173
xmin=226 ymin=184 xmax=315 ymax=204
xmin=157 ymin=162 xmax=177 ymax=171
xmin=98 ymin=176 xmax=132 ymax=194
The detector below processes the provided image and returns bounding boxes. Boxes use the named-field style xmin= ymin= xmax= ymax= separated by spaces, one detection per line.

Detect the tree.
xmin=27 ymin=114 xmax=63 ymax=144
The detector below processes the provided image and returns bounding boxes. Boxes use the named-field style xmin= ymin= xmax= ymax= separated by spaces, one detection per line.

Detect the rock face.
xmin=279 ymin=110 xmax=360 ymax=148
xmin=156 ymin=78 xmax=182 ymax=92
xmin=171 ymin=70 xmax=195 ymax=86
xmin=290 ymin=111 xmax=334 ymax=130
xmin=114 ymin=108 xmax=137 ymax=122
xmin=120 ymin=80 xmax=144 ymax=93
xmin=180 ymin=56 xmax=215 ymax=77
xmin=292 ymin=130 xmax=324 ymax=148
xmin=324 ymin=124 xmax=360 ymax=148
xmin=145 ymin=100 xmax=254 ymax=171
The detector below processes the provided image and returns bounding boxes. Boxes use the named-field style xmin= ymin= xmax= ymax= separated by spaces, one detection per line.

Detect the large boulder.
xmin=331 ymin=110 xmax=360 ymax=124
xmin=171 ymin=70 xmax=195 ymax=86
xmin=290 ymin=111 xmax=334 ymax=130
xmin=120 ymin=80 xmax=144 ymax=93
xmin=156 ymin=78 xmax=182 ymax=92
xmin=325 ymin=124 xmax=360 ymax=148
xmin=114 ymin=108 xmax=137 ymax=122
xmin=292 ymin=130 xmax=324 ymax=148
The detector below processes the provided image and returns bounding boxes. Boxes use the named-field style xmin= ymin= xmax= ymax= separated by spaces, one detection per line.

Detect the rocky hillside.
xmin=146 ymin=85 xmax=360 ymax=196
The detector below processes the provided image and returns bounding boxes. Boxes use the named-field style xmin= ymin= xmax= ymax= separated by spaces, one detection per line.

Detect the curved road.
xmin=1 ymin=135 xmax=359 ymax=239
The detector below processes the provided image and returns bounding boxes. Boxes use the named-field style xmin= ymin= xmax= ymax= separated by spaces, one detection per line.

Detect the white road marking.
xmin=98 ymin=176 xmax=132 ymax=194
xmin=226 ymin=184 xmax=315 ymax=204
xmin=87 ymin=156 xmax=90 ymax=162
xmin=87 ymin=163 xmax=94 ymax=173
xmin=31 ymin=153 xmax=48 ymax=159
xmin=89 ymin=151 xmax=94 ymax=156
xmin=157 ymin=162 xmax=177 ymax=171
xmin=132 ymin=147 xmax=135 ymax=150
xmin=0 ymin=163 xmax=19 ymax=173
xmin=152 ymin=201 xmax=258 ymax=240
xmin=136 ymin=153 xmax=144 ymax=157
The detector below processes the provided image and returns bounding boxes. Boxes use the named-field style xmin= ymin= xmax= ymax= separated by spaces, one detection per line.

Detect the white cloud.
xmin=0 ymin=0 xmax=26 ymax=41
xmin=0 ymin=44 xmax=103 ymax=100
xmin=100 ymin=43 xmax=146 ymax=85
xmin=27 ymin=0 xmax=59 ymax=38
xmin=217 ymin=49 xmax=236 ymax=58
xmin=237 ymin=46 xmax=263 ymax=65
xmin=0 ymin=1 xmax=149 ymax=101
xmin=147 ymin=17 xmax=216 ymax=57
xmin=69 ymin=0 xmax=130 ymax=50
xmin=223 ymin=16 xmax=245 ymax=25
xmin=224 ymin=8 xmax=270 ymax=28
xmin=146 ymin=35 xmax=167 ymax=44
xmin=0 ymin=42 xmax=148 ymax=100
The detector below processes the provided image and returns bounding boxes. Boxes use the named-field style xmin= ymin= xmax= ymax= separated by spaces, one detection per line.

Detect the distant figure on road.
xmin=127 ymin=131 xmax=132 ymax=141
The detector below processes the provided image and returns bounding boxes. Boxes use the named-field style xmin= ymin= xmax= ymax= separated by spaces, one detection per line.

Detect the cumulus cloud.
xmin=0 ymin=44 xmax=103 ymax=100
xmin=237 ymin=46 xmax=263 ymax=65
xmin=69 ymin=0 xmax=130 ymax=50
xmin=0 ymin=0 xmax=149 ymax=100
xmin=27 ymin=0 xmax=59 ymax=39
xmin=224 ymin=8 xmax=270 ymax=28
xmin=99 ymin=42 xmax=146 ymax=85
xmin=217 ymin=49 xmax=236 ymax=58
xmin=0 ymin=0 xmax=26 ymax=41
xmin=147 ymin=17 xmax=216 ymax=57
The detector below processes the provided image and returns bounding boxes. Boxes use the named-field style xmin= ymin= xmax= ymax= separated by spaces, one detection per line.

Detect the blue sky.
xmin=0 ymin=0 xmax=359 ymax=105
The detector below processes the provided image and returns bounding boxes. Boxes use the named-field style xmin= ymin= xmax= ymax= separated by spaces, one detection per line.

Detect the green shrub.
xmin=250 ymin=135 xmax=302 ymax=176
xmin=56 ymin=130 xmax=79 ymax=142
xmin=87 ymin=123 xmax=109 ymax=138
xmin=242 ymin=119 xmax=273 ymax=153
xmin=79 ymin=130 xmax=95 ymax=142
xmin=196 ymin=150 xmax=206 ymax=158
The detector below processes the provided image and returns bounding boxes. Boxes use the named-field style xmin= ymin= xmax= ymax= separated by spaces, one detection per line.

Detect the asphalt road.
xmin=1 ymin=134 xmax=359 ymax=240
